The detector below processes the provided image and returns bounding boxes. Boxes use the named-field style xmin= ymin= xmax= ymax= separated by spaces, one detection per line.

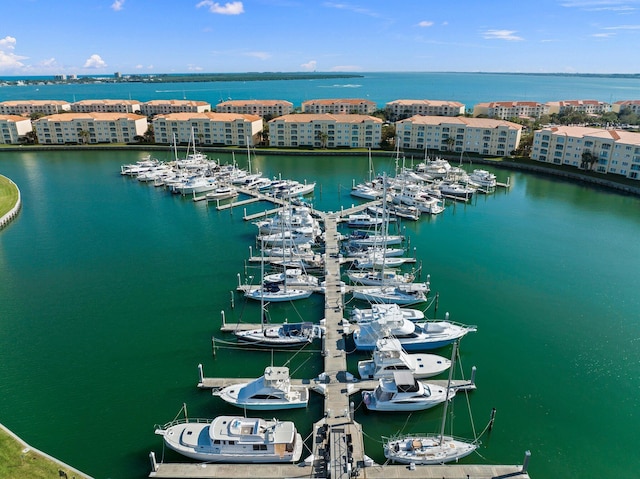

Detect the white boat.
xmin=466 ymin=169 xmax=497 ymax=189
xmin=120 ymin=155 xmax=158 ymax=176
xmin=414 ymin=158 xmax=452 ymax=179
xmin=234 ymin=321 xmax=323 ymax=348
xmin=263 ymin=268 xmax=319 ymax=288
xmin=352 ymin=253 xmax=409 ymax=269
xmin=437 ymin=181 xmax=474 ymax=200
xmin=172 ymin=175 xmax=218 ymax=195
xmin=391 ymin=184 xmax=444 ymax=215
xmin=352 ymin=284 xmax=429 ymax=305
xmin=213 ymin=366 xmax=309 ymax=410
xmin=352 ymin=305 xmax=476 ymax=351
xmin=361 ymin=371 xmax=455 ymax=412
xmin=383 ymin=342 xmax=478 ymax=464
xmin=155 ymin=414 xmax=303 ymax=463
xmin=358 ymin=337 xmax=451 ymax=380
xmin=346 ymin=213 xmax=384 ymax=228
xmin=348 ymin=230 xmax=404 ymax=247
xmin=350 ymin=182 xmax=384 ymax=200
xmin=245 ymin=281 xmax=313 ymax=303
xmin=205 ymin=184 xmax=239 ymax=201
xmin=347 ymin=268 xmax=416 ymax=286
xmin=271 ymin=180 xmax=316 ymax=199
xmin=351 ymin=303 xmax=425 ymax=324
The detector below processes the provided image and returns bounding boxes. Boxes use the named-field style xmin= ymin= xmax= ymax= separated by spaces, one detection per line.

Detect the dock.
xmin=150 ymin=196 xmax=532 ymax=478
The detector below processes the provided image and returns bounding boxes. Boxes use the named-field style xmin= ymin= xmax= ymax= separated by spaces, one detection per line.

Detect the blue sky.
xmin=2 ymin=0 xmax=640 ymax=75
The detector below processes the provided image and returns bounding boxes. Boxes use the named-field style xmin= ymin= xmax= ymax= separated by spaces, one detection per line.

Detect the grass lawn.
xmin=0 ymin=175 xmax=19 ymax=218
xmin=0 ymin=427 xmax=88 ymax=479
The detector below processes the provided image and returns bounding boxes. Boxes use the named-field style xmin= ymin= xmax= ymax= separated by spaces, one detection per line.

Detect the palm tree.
xmin=315 ymin=130 xmax=328 ymax=148
xmin=445 ymin=136 xmax=455 ymax=152
xmin=78 ymin=130 xmax=90 ymax=144
xmin=581 ymin=150 xmax=596 ymax=170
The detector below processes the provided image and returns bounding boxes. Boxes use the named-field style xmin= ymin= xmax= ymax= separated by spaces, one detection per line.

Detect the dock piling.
xmin=198 ymin=363 xmax=204 ymax=384
xmin=489 ymin=407 xmax=496 ymax=431
xmin=149 ymin=451 xmax=157 ymax=473
xmin=522 ymin=450 xmax=532 ymax=473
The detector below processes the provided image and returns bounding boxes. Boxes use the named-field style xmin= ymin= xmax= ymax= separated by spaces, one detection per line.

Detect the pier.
xmin=150 ymin=189 xmax=532 ymax=479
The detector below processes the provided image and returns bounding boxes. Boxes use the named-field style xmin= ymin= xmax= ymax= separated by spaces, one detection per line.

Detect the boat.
xmin=352 ymin=305 xmax=476 ymax=351
xmin=436 ymin=181 xmax=474 ymax=201
xmin=234 ymin=321 xmax=323 ymax=348
xmin=466 ymin=169 xmax=497 ymax=189
xmin=155 ymin=413 xmax=303 ymax=463
xmin=263 ymin=268 xmax=319 ymax=288
xmin=213 ymin=366 xmax=309 ymax=410
xmin=347 ymin=230 xmax=404 ymax=247
xmin=205 ymin=184 xmax=239 ymax=202
xmin=358 ymin=337 xmax=451 ymax=379
xmin=351 ymin=284 xmax=429 ymax=305
xmin=382 ymin=342 xmax=478 ymax=464
xmin=347 ymin=268 xmax=417 ymax=287
xmin=350 ymin=149 xmax=385 ymax=200
xmin=346 ymin=213 xmax=384 ymax=228
xmin=361 ymin=370 xmax=455 ymax=412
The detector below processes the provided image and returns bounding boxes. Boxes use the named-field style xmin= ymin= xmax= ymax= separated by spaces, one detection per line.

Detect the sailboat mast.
xmin=439 ymin=340 xmax=458 ymax=444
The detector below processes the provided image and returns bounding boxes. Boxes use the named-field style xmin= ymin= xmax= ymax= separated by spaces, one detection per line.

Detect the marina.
xmin=145 ymin=172 xmax=528 ymax=478
xmin=1 ymin=147 xmax=639 ymax=479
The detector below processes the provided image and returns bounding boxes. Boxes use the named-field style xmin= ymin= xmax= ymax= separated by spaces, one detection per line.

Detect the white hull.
xmin=384 ymin=435 xmax=477 ymax=464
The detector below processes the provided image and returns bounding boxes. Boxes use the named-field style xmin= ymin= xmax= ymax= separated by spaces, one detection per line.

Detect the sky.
xmin=1 ymin=0 xmax=640 ymax=76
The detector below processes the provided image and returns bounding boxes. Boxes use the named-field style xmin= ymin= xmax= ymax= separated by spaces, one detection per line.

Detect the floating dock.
xmin=150 ymin=194 xmax=532 ymax=479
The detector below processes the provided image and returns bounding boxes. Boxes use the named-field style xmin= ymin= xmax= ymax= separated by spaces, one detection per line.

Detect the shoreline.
xmin=2 ymin=144 xmax=639 ymax=198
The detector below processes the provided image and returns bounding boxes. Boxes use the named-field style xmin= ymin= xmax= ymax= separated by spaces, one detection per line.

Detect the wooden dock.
xmin=149 ymin=207 xmax=532 ymax=479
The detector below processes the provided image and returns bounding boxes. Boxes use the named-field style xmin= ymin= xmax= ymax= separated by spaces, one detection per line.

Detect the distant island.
xmin=0 ymin=72 xmax=365 ymax=87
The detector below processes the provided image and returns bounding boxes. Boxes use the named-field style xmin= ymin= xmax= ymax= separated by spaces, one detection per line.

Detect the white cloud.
xmin=111 ymin=0 xmax=125 ymax=11
xmin=196 ymin=1 xmax=244 ymax=14
xmin=245 ymin=51 xmax=271 ymax=60
xmin=188 ymin=64 xmax=204 ymax=71
xmin=41 ymin=58 xmax=58 ymax=67
xmin=301 ymin=60 xmax=317 ymax=71
xmin=592 ymin=32 xmax=616 ymax=36
xmin=603 ymin=23 xmax=640 ymax=29
xmin=482 ymin=29 xmax=524 ymax=41
xmin=0 ymin=36 xmax=28 ymax=71
xmin=561 ymin=0 xmax=638 ymax=11
xmin=418 ymin=21 xmax=434 ymax=27
xmin=323 ymin=2 xmax=381 ymax=17
xmin=84 ymin=54 xmax=107 ymax=69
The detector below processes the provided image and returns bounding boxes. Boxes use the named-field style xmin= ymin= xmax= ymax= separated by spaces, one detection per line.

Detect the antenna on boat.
xmin=438 ymin=341 xmax=458 ymax=445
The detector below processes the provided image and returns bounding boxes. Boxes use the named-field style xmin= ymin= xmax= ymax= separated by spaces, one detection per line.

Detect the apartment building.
xmin=0 ymin=115 xmax=33 ymax=144
xmin=546 ymin=100 xmax=611 ymax=115
xmin=0 ymin=100 xmax=71 ymax=116
xmin=301 ymin=99 xmax=377 ymax=115
xmin=385 ymin=99 xmax=465 ymax=121
xmin=268 ymin=114 xmax=382 ymax=149
xmin=215 ymin=99 xmax=293 ymax=117
xmin=472 ymin=101 xmax=548 ymax=119
xmin=71 ymin=99 xmax=142 ymax=114
xmin=531 ymin=125 xmax=640 ymax=180
xmin=612 ymin=100 xmax=640 ymax=114
xmin=395 ymin=116 xmax=522 ymax=156
xmin=152 ymin=112 xmax=263 ymax=146
xmin=33 ymin=112 xmax=147 ymax=144
xmin=140 ymin=99 xmax=211 ymax=116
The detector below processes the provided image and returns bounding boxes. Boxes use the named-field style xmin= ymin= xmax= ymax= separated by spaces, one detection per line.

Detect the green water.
xmin=1 ymin=150 xmax=639 ymax=479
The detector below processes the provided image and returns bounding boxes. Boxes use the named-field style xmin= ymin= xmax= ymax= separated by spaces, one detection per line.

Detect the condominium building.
xmin=140 ymin=99 xmax=211 ymax=116
xmin=71 ymin=99 xmax=142 ymax=114
xmin=301 ymin=99 xmax=377 ymax=115
xmin=612 ymin=100 xmax=640 ymax=114
xmin=546 ymin=100 xmax=611 ymax=115
xmin=0 ymin=115 xmax=33 ymax=144
xmin=152 ymin=112 xmax=263 ymax=146
xmin=472 ymin=101 xmax=548 ymax=119
xmin=268 ymin=114 xmax=382 ymax=149
xmin=215 ymin=99 xmax=293 ymax=117
xmin=531 ymin=125 xmax=640 ymax=180
xmin=395 ymin=116 xmax=522 ymax=156
xmin=385 ymin=99 xmax=465 ymax=121
xmin=0 ymin=100 xmax=71 ymax=116
xmin=33 ymin=112 xmax=147 ymax=144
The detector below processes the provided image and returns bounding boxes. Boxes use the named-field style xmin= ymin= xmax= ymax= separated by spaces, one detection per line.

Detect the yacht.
xmin=361 ymin=371 xmax=455 ymax=412
xmin=234 ymin=321 xmax=324 ymax=348
xmin=358 ymin=337 xmax=451 ymax=380
xmin=155 ymin=415 xmax=303 ymax=463
xmin=214 ymin=366 xmax=309 ymax=410
xmin=351 ymin=284 xmax=429 ymax=305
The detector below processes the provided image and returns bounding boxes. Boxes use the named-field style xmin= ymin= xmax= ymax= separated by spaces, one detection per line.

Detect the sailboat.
xmin=244 ymin=238 xmax=313 ymax=303
xmin=382 ymin=341 xmax=478 ymax=464
xmin=351 ymin=148 xmax=384 ymax=200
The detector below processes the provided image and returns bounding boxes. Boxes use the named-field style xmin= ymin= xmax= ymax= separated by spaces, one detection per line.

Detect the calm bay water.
xmin=1 ymin=148 xmax=639 ymax=479
xmin=3 ymin=72 xmax=640 ymax=109
xmin=1 ymin=72 xmax=640 ymax=478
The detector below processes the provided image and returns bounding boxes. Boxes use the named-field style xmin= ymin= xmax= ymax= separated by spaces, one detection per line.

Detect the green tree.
xmin=78 ymin=130 xmax=90 ymax=144
xmin=581 ymin=150 xmax=597 ymax=170
xmin=143 ymin=126 xmax=155 ymax=143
